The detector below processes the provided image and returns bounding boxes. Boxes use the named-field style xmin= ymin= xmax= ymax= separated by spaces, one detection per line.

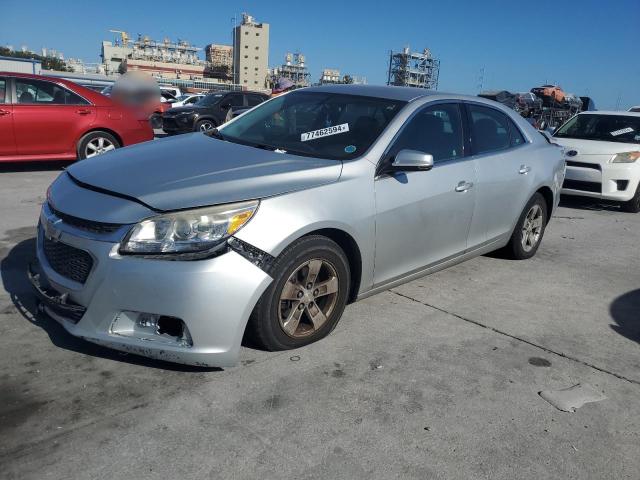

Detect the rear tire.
xmin=504 ymin=192 xmax=548 ymax=260
xmin=246 ymin=235 xmax=351 ymax=351
xmin=77 ymin=131 xmax=120 ymax=160
xmin=621 ymin=184 xmax=640 ymax=213
xmin=149 ymin=113 xmax=162 ymax=130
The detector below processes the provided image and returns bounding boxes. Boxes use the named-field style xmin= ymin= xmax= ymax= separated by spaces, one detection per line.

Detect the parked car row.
xmin=162 ymin=90 xmax=269 ymax=134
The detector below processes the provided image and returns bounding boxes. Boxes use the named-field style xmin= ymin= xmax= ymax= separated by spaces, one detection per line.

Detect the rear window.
xmin=555 ymin=114 xmax=640 ymax=144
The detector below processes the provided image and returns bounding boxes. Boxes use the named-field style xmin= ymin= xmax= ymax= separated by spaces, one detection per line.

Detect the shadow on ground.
xmin=0 ymin=161 xmax=70 ymax=173
xmin=559 ymin=196 xmax=621 ymax=212
xmin=610 ymin=289 xmax=640 ymax=344
xmin=1 ymin=235 xmax=219 ymax=372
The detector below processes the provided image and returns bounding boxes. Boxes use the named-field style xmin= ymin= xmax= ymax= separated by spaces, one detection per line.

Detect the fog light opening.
xmin=615 ymin=180 xmax=629 ymax=191
xmin=157 ymin=316 xmax=193 ymax=348
xmin=112 ymin=311 xmax=193 ymax=347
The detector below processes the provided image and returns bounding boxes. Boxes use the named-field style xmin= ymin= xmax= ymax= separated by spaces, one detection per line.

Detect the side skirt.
xmin=356 ymin=235 xmax=508 ymax=301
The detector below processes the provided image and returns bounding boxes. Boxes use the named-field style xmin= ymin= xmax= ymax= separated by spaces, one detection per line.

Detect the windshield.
xmin=555 ymin=114 xmax=640 ymax=144
xmin=219 ymin=91 xmax=406 ymax=159
xmin=197 ymin=93 xmax=225 ymax=107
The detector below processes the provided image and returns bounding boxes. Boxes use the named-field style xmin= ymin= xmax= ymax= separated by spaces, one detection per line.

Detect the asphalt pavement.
xmin=0 ymin=161 xmax=638 ymax=480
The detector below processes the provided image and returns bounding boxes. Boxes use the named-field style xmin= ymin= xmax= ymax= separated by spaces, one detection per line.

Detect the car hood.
xmin=67 ymin=133 xmax=343 ymax=212
xmin=164 ymin=105 xmax=206 ymax=115
xmin=551 ymin=137 xmax=639 ymax=155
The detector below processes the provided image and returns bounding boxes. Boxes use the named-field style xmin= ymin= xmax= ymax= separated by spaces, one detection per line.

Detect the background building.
xmin=387 ymin=47 xmax=440 ymax=89
xmin=320 ymin=68 xmax=340 ymax=84
xmin=271 ymin=52 xmax=310 ymax=88
xmin=205 ymin=44 xmax=233 ymax=80
xmin=233 ymin=14 xmax=269 ymax=88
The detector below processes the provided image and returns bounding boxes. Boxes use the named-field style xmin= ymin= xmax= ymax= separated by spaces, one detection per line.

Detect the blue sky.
xmin=3 ymin=0 xmax=638 ymax=109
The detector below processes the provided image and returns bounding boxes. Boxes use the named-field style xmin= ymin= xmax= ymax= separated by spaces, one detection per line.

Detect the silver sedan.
xmin=31 ymin=85 xmax=565 ymax=366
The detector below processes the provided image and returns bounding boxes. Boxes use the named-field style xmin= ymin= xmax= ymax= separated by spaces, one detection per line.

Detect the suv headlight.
xmin=120 ymin=200 xmax=258 ymax=255
xmin=611 ymin=151 xmax=640 ymax=163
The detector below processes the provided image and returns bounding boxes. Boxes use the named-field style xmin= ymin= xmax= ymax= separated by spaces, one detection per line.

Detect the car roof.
xmin=296 ymin=84 xmax=467 ymax=102
xmin=0 ymin=71 xmax=112 ymax=105
xmin=578 ymin=110 xmax=640 ymax=118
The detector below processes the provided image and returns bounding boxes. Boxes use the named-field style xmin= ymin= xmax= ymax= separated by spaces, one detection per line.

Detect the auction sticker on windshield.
xmin=610 ymin=127 xmax=634 ymax=137
xmin=301 ymin=123 xmax=349 ymax=142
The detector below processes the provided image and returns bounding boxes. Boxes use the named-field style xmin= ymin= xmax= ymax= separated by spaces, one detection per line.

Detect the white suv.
xmin=553 ymin=111 xmax=640 ymax=212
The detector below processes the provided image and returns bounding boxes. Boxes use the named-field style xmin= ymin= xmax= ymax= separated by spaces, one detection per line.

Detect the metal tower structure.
xmin=387 ymin=47 xmax=440 ymax=89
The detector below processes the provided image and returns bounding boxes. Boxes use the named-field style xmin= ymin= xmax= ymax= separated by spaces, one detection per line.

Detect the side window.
xmin=15 ymin=79 xmax=88 ymax=105
xmin=509 ymin=120 xmax=526 ymax=147
xmin=468 ymin=104 xmax=511 ymax=154
xmin=389 ymin=103 xmax=464 ymax=163
xmin=226 ymin=94 xmax=244 ymax=107
xmin=247 ymin=94 xmax=265 ymax=107
xmin=64 ymin=89 xmax=89 ymax=105
xmin=0 ymin=78 xmax=6 ymax=104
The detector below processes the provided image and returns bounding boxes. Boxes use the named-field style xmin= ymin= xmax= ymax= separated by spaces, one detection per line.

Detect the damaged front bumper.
xmin=33 ymin=204 xmax=273 ymax=367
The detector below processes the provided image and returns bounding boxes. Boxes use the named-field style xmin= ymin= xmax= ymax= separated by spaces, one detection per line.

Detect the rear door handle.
xmin=519 ymin=165 xmax=531 ymax=174
xmin=0 ymin=109 xmax=11 ymax=116
xmin=76 ymin=109 xmax=92 ymax=115
xmin=455 ymin=181 xmax=474 ymax=192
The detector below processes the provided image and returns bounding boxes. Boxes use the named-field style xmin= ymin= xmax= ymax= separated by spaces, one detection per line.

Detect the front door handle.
xmin=519 ymin=165 xmax=531 ymax=174
xmin=455 ymin=181 xmax=474 ymax=192
xmin=76 ymin=109 xmax=92 ymax=115
xmin=0 ymin=109 xmax=11 ymax=116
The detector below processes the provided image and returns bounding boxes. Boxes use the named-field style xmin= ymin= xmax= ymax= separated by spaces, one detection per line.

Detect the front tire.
xmin=195 ymin=119 xmax=216 ymax=132
xmin=621 ymin=184 xmax=640 ymax=213
xmin=246 ymin=236 xmax=351 ymax=351
xmin=77 ymin=131 xmax=120 ymax=160
xmin=505 ymin=193 xmax=548 ymax=259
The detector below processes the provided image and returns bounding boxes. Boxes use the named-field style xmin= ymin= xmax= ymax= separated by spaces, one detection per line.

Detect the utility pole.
xmin=231 ymin=15 xmax=237 ymax=85
xmin=477 ymin=67 xmax=485 ymax=93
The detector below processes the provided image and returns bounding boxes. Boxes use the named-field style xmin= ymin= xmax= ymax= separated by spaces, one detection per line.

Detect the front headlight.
xmin=120 ymin=200 xmax=258 ymax=255
xmin=611 ymin=151 xmax=640 ymax=163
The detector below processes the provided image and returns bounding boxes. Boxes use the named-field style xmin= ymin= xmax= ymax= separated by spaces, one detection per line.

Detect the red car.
xmin=0 ymin=72 xmax=154 ymax=162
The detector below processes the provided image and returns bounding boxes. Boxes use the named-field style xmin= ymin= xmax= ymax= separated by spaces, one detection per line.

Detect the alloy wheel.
xmin=521 ymin=204 xmax=543 ymax=252
xmin=278 ymin=259 xmax=339 ymax=338
xmin=199 ymin=121 xmax=214 ymax=132
xmin=85 ymin=137 xmax=115 ymax=158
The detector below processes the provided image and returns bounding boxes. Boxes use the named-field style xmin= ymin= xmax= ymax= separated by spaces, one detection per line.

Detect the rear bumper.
xmin=33 ymin=205 xmax=273 ymax=367
xmin=562 ymin=162 xmax=639 ymax=202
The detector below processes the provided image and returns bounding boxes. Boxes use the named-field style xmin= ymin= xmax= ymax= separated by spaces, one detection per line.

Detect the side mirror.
xmin=220 ymin=102 xmax=231 ymax=110
xmin=391 ymin=149 xmax=434 ymax=171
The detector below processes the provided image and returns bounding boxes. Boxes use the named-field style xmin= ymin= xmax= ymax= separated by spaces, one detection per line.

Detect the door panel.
xmin=373 ymin=102 xmax=476 ymax=286
xmin=13 ymin=78 xmax=95 ymax=156
xmin=464 ymin=103 xmax=533 ymax=246
xmin=0 ymin=77 xmax=16 ymax=156
xmin=374 ymin=161 xmax=477 ymax=285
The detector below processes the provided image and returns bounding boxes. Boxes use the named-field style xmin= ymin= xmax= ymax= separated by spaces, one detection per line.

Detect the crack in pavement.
xmin=390 ymin=290 xmax=640 ymax=386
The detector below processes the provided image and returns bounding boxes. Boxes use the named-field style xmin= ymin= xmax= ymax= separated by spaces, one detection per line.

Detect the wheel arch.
xmin=300 ymin=228 xmax=362 ymax=304
xmin=77 ymin=127 xmax=124 ymax=148
xmin=536 ymin=185 xmax=554 ymax=218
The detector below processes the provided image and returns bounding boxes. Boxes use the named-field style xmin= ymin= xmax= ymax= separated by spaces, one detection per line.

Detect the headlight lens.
xmin=120 ymin=200 xmax=258 ymax=255
xmin=611 ymin=151 xmax=640 ymax=163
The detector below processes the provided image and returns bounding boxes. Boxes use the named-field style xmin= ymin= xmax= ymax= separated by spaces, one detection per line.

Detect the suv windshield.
xmin=219 ymin=91 xmax=406 ymax=159
xmin=197 ymin=93 xmax=225 ymax=107
xmin=555 ymin=114 xmax=640 ymax=144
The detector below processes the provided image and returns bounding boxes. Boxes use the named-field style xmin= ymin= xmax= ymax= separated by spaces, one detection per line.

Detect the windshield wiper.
xmin=206 ymin=128 xmax=226 ymax=140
